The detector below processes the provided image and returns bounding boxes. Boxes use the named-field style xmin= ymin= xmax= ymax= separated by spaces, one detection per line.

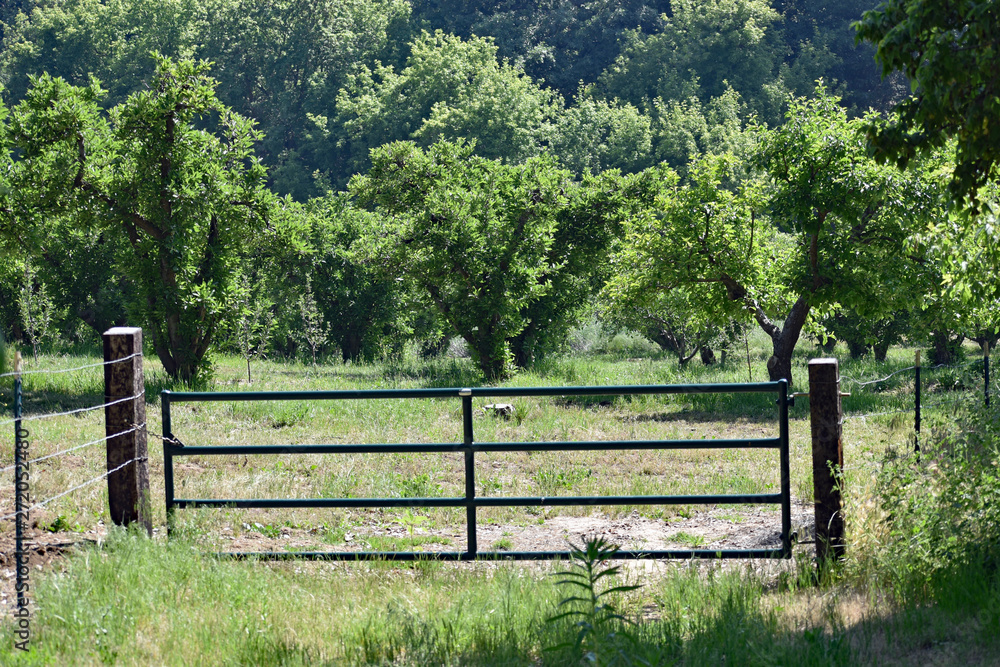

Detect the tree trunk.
xmin=930 ymin=330 xmax=964 ymax=365
xmin=340 ymin=330 xmax=364 ymax=362
xmin=645 ymin=327 xmax=678 ymax=354
xmin=974 ymin=332 xmax=1000 ymax=353
xmin=846 ymin=338 xmax=870 ymax=359
xmin=873 ymin=337 xmax=891 ymax=362
xmin=475 ymin=343 xmax=509 ymax=381
xmin=510 ymin=322 xmax=538 ymax=368
xmin=753 ymin=296 xmax=811 ymax=385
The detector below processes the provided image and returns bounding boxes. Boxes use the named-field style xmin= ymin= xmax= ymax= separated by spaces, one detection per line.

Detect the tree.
xmin=274 ymin=194 xmax=408 ymax=362
xmin=854 ymin=0 xmax=1000 ymax=210
xmin=351 ymin=139 xmax=573 ymax=380
xmin=17 ymin=259 xmax=59 ymax=360
xmin=198 ymin=0 xmax=413 ymax=198
xmin=751 ymin=91 xmax=936 ymax=380
xmin=608 ymin=90 xmax=935 ymax=383
xmin=603 ymin=158 xmax=763 ymax=366
xmin=549 ymin=91 xmax=654 ymax=176
xmin=409 ymin=0 xmax=671 ymax=98
xmin=600 ymin=283 xmax=735 ymax=366
xmin=1 ymin=0 xmax=209 ymax=105
xmin=776 ymin=0 xmax=906 ymax=113
xmin=507 ymin=167 xmax=650 ymax=367
xmin=820 ymin=308 xmax=911 ymax=362
xmin=296 ymin=276 xmax=329 ymax=366
xmin=8 ymin=57 xmax=272 ymax=381
xmin=2 ymin=0 xmax=413 ymax=200
xmin=652 ymin=86 xmax=754 ymax=175
xmin=334 ymin=31 xmax=560 ymax=180
xmin=225 ymin=272 xmax=274 ymax=383
xmin=597 ymin=0 xmax=789 ymax=124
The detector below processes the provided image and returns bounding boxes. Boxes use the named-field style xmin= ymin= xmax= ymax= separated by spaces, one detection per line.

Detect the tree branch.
xmin=749 ymin=298 xmax=780 ymax=339
xmin=78 ymin=181 xmax=165 ymax=241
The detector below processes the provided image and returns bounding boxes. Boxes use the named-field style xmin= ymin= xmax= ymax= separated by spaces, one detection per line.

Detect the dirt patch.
xmin=0 ymin=501 xmax=815 ymax=612
xmin=207 ymin=501 xmax=814 ymax=562
xmin=0 ymin=524 xmax=108 ymax=612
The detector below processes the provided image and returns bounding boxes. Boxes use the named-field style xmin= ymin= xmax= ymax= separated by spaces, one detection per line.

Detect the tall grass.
xmin=0 ymin=529 xmax=856 ymax=666
xmin=2 ymin=336 xmax=999 ymax=663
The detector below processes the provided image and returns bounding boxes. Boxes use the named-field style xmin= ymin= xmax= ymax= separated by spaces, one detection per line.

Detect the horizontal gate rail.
xmin=162 ymin=381 xmax=792 ymax=561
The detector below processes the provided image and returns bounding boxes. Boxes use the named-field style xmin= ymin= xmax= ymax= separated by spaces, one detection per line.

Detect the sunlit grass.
xmin=1 ymin=335 xmax=997 ymax=664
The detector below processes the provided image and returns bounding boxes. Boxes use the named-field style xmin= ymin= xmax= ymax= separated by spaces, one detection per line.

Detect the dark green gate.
xmin=162 ymin=381 xmax=791 ymax=560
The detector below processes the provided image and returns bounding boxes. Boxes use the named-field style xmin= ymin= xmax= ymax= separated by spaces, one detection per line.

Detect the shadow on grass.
xmin=622 ymin=408 xmax=782 ymax=426
xmin=5 ymin=388 xmax=106 ymax=419
xmin=554 ymin=392 xmax=788 ymax=424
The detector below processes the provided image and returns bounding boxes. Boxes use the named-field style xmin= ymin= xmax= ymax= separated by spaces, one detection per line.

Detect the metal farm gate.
xmin=162 ymin=381 xmax=791 ymax=561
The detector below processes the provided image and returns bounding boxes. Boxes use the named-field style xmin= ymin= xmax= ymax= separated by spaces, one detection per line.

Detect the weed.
xmin=364 ymin=534 xmax=451 ymax=551
xmin=245 ymin=522 xmax=282 ymax=538
xmin=534 ymin=466 xmax=591 ymax=494
xmin=41 ymin=514 xmax=82 ymax=533
xmin=546 ymin=535 xmax=644 ymax=666
xmin=491 ymin=537 xmax=514 ymax=551
xmin=396 ymin=473 xmax=442 ymax=498
xmin=671 ymin=532 xmax=706 ymax=548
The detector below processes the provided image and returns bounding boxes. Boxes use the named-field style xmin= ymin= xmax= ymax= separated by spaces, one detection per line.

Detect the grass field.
xmin=0 ymin=330 xmax=997 ymax=665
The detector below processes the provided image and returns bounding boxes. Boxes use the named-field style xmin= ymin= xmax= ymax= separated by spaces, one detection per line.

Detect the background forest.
xmin=0 ymin=0 xmax=996 ymax=383
xmin=4 ymin=3 xmax=1000 ymax=663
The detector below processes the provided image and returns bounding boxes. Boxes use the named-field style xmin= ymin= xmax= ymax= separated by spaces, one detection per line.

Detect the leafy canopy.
xmin=7 ymin=57 xmax=272 ymax=381
xmin=855 ymin=0 xmax=1000 ymax=210
xmin=351 ymin=139 xmax=571 ymax=380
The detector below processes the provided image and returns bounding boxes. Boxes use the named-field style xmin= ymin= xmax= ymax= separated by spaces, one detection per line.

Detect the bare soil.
xmin=0 ymin=500 xmax=815 ymax=614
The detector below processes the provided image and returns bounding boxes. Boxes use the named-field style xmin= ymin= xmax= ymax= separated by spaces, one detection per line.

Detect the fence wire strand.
xmin=0 ymin=353 xmax=141 ymax=380
xmin=841 ymin=359 xmax=986 ymax=389
xmin=921 ymin=394 xmax=979 ymax=410
xmin=0 ymin=424 xmax=145 ymax=474
xmin=0 ymin=456 xmax=148 ymax=522
xmin=841 ymin=365 xmax=917 ymax=387
xmin=0 ymin=392 xmax=142 ymax=427
xmin=843 ymin=407 xmax=914 ymax=421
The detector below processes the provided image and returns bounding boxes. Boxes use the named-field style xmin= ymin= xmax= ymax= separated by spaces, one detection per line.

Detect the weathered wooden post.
xmin=914 ymin=350 xmax=921 ymax=454
xmin=103 ymin=327 xmax=152 ymax=534
xmin=809 ymin=358 xmax=844 ymax=564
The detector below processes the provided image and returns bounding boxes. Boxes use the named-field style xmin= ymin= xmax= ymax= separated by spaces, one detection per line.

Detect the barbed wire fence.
xmin=1 ymin=330 xmax=150 ymax=620
xmin=840 ymin=347 xmax=995 ymax=452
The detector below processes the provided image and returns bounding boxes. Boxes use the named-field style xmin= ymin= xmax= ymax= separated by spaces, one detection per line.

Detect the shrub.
xmin=874 ymin=402 xmax=1000 ymax=621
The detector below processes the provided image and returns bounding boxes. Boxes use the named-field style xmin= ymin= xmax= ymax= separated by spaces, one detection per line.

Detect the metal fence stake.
xmin=986 ymin=342 xmax=991 ymax=409
xmin=13 ymin=352 xmax=28 ymax=612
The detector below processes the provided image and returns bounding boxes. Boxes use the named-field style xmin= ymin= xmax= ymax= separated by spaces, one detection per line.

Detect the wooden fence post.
xmin=809 ymin=358 xmax=845 ymax=564
xmin=914 ymin=350 xmax=921 ymax=454
xmin=103 ymin=327 xmax=152 ymax=534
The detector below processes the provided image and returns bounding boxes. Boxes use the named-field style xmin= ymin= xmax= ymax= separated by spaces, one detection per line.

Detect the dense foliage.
xmin=855 ymin=0 xmax=1000 ymax=210
xmin=0 ymin=0 xmax=995 ymax=383
xmin=5 ymin=58 xmax=272 ymax=381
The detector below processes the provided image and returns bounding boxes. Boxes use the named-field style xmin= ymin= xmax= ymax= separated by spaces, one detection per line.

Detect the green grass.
xmin=1 ymin=334 xmax=998 ymax=664
xmin=6 ymin=528 xmax=991 ymax=665
xmin=0 ymin=530 xmax=854 ymax=666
